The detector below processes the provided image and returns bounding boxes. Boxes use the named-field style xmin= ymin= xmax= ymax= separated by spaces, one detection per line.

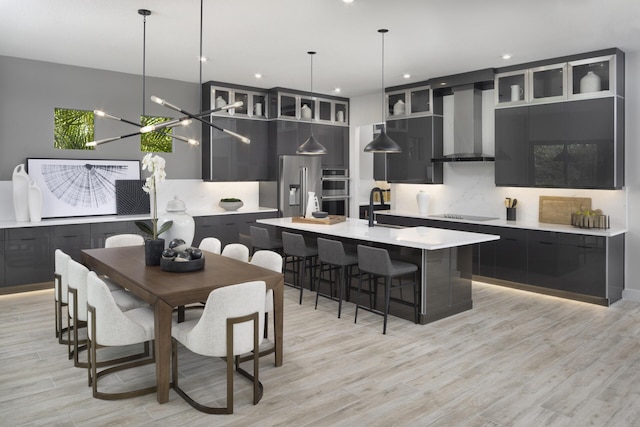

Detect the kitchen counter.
xmin=258 ymin=217 xmax=500 ymax=324
xmin=258 ymin=217 xmax=499 ymax=250
xmin=375 ymin=210 xmax=626 ymax=237
xmin=0 ymin=207 xmax=278 ymax=230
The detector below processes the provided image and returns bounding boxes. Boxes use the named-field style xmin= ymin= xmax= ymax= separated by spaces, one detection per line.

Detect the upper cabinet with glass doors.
xmin=386 ymin=85 xmax=432 ymax=120
xmin=495 ymin=49 xmax=623 ymax=108
xmin=208 ymin=84 xmax=268 ymax=119
xmin=270 ymin=90 xmax=349 ymax=125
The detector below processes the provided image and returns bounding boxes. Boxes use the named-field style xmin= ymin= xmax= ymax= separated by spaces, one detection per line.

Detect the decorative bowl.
xmin=160 ymin=256 xmax=205 ymax=273
xmin=312 ymin=211 xmax=329 ymax=218
xmin=219 ymin=200 xmax=243 ymax=211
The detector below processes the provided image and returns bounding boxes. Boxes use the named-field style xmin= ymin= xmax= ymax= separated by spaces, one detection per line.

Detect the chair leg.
xmin=337 ymin=266 xmax=344 ymax=319
xmin=298 ymin=256 xmax=305 ymax=304
xmin=355 ymin=270 xmax=363 ymax=324
xmin=414 ymin=271 xmax=420 ymax=324
xmin=383 ymin=276 xmax=392 ymax=335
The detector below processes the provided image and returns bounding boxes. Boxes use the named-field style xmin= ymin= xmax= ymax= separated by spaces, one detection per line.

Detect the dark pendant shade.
xmin=364 ymin=128 xmax=401 ymax=153
xmin=296 ymin=134 xmax=327 ymax=155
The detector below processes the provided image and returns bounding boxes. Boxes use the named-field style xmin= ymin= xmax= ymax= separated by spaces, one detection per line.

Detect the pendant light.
xmin=145 ymin=0 xmax=250 ymax=145
xmin=297 ymin=51 xmax=327 ymax=155
xmin=87 ymin=9 xmax=197 ymax=147
xmin=364 ymin=29 xmax=402 ymax=153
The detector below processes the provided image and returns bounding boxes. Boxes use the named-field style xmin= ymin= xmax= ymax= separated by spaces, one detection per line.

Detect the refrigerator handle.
xmin=300 ymin=166 xmax=308 ymax=218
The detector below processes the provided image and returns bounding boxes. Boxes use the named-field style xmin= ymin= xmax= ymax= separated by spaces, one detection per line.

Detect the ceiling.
xmin=1 ymin=0 xmax=639 ymax=98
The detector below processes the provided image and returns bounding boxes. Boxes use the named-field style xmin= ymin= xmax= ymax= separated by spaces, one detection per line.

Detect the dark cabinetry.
xmin=202 ymin=117 xmax=269 ymax=181
xmin=496 ymin=98 xmax=621 ymax=189
xmin=50 ymin=224 xmax=91 ymax=265
xmin=374 ymin=213 xmax=621 ymax=305
xmin=385 ymin=116 xmax=443 ymax=184
xmin=0 ymin=230 xmax=5 ymax=286
xmin=528 ymin=231 xmax=606 ymax=297
xmin=89 ymin=221 xmax=138 ymax=248
xmin=194 ymin=211 xmax=278 ymax=248
xmin=5 ymin=227 xmax=51 ymax=286
xmin=268 ymin=120 xmax=349 ymax=179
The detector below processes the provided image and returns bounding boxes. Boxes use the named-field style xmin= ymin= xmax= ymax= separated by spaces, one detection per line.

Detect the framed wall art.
xmin=26 ymin=158 xmax=140 ymax=218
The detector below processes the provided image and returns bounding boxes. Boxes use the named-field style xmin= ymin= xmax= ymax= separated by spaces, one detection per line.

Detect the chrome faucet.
xmin=368 ymin=187 xmax=386 ymax=227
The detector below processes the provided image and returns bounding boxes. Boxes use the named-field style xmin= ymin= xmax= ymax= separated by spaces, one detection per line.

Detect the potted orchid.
xmin=135 ymin=153 xmax=172 ymax=265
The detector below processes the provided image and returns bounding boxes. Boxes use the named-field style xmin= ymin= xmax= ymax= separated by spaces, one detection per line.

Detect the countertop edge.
xmin=375 ymin=210 xmax=627 ymax=237
xmin=0 ymin=207 xmax=278 ymax=230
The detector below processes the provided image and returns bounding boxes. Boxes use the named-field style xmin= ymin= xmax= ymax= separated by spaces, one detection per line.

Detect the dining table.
xmin=81 ymin=245 xmax=284 ymax=404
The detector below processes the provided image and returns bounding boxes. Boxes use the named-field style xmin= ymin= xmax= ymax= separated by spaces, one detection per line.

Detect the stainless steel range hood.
xmin=432 ymin=84 xmax=494 ymax=162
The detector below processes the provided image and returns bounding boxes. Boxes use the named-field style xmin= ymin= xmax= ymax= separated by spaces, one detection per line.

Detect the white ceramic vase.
xmin=305 ymin=191 xmax=317 ymax=218
xmin=416 ymin=190 xmax=430 ymax=215
xmin=28 ymin=179 xmax=43 ymax=222
xmin=393 ymin=99 xmax=406 ymax=115
xmin=580 ymin=71 xmax=601 ymax=93
xmin=158 ymin=196 xmax=195 ymax=248
xmin=301 ymin=104 xmax=312 ymax=119
xmin=12 ymin=164 xmax=30 ymax=222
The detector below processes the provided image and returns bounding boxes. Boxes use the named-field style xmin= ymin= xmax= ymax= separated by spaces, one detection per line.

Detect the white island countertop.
xmin=258 ymin=217 xmax=499 ymax=251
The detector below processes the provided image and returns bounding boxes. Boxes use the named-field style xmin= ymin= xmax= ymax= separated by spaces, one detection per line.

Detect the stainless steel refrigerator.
xmin=278 ymin=155 xmax=322 ymax=218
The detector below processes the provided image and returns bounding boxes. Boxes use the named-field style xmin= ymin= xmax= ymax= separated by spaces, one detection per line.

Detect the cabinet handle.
xmin=504 ymin=237 xmax=518 ymax=242
xmin=17 ymin=237 xmax=36 ymax=241
xmin=538 ymin=241 xmax=553 ymax=245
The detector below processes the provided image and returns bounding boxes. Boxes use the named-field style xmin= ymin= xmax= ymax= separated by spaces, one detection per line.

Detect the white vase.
xmin=12 ymin=164 xmax=30 ymax=222
xmin=305 ymin=191 xmax=317 ymax=218
xmin=158 ymin=196 xmax=195 ymax=248
xmin=28 ymin=179 xmax=43 ymax=222
xmin=416 ymin=191 xmax=430 ymax=215
xmin=580 ymin=71 xmax=601 ymax=93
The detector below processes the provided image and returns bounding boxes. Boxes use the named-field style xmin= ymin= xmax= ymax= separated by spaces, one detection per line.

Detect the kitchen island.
xmin=258 ymin=217 xmax=499 ymax=324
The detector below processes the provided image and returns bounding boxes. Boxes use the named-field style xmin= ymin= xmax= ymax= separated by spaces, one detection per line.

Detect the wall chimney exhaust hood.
xmin=430 ymin=69 xmax=495 ymax=163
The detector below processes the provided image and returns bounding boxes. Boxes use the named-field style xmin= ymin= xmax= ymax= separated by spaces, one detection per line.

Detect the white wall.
xmin=349 ymin=51 xmax=638 ymax=300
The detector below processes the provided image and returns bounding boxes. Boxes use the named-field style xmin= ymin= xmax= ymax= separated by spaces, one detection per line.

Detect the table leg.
xmin=154 ymin=300 xmax=173 ymax=403
xmin=273 ymin=278 xmax=284 ymax=367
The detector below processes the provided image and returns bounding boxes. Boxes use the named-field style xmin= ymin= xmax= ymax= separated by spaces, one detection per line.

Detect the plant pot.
xmin=144 ymin=239 xmax=165 ymax=266
xmin=219 ymin=200 xmax=243 ymax=211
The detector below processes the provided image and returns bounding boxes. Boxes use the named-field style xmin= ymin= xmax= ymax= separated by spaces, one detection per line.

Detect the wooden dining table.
xmin=81 ymin=245 xmax=284 ymax=404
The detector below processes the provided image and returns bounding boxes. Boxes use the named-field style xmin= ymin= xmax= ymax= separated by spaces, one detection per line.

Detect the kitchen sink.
xmin=431 ymin=213 xmax=499 ymax=221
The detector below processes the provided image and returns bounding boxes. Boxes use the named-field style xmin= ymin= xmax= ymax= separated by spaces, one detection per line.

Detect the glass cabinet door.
xmin=334 ymin=102 xmax=348 ymax=124
xmin=495 ymin=71 xmax=528 ymax=106
xmin=387 ymin=91 xmax=406 ymax=118
xmin=232 ymin=91 xmax=249 ymax=116
xmin=251 ymin=94 xmax=266 ymax=118
xmin=300 ymin=97 xmax=315 ymax=120
xmin=410 ymin=87 xmax=431 ymax=114
xmin=279 ymin=94 xmax=297 ymax=118
xmin=211 ymin=88 xmax=231 ymax=114
xmin=529 ymin=63 xmax=567 ymax=103
xmin=318 ymin=100 xmax=332 ymax=122
xmin=568 ymin=55 xmax=615 ymax=99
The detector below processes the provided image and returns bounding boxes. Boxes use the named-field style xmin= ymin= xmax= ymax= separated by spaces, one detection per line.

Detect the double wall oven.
xmin=321 ymin=168 xmax=349 ymax=216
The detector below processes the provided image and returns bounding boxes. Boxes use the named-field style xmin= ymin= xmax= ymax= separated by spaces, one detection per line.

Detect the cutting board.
xmin=292 ymin=215 xmax=346 ymax=225
xmin=538 ymin=196 xmax=592 ymax=225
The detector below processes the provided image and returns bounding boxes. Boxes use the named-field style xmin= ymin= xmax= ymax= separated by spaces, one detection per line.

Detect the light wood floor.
xmin=2 ymin=282 xmax=640 ymax=426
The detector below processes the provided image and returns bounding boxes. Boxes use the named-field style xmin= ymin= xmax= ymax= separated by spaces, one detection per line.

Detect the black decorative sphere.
xmin=161 ymin=248 xmax=176 ymax=259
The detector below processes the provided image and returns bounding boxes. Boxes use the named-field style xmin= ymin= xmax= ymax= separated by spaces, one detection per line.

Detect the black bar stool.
xmin=249 ymin=226 xmax=283 ymax=255
xmin=282 ymin=232 xmax=318 ymax=304
xmin=354 ymin=245 xmax=419 ymax=334
xmin=315 ymin=238 xmax=358 ymax=318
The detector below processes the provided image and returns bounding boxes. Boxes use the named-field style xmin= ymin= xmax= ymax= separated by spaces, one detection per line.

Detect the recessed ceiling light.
xmin=254 ymin=73 xmax=262 ymax=79
xmin=403 ymin=73 xmax=411 ymax=79
xmin=334 ymin=87 xmax=341 ymax=93
xmin=343 ymin=0 xmax=354 ymax=3
xmin=198 ymin=56 xmax=208 ymax=62
xmin=502 ymin=54 xmax=512 ymax=60
xmin=440 ymin=82 xmax=446 ymax=86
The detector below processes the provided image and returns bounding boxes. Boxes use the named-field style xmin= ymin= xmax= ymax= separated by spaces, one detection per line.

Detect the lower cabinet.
xmin=90 ymin=221 xmax=138 ymax=248
xmin=375 ymin=213 xmax=622 ymax=304
xmin=5 ymin=227 xmax=51 ymax=286
xmin=194 ymin=212 xmax=278 ymax=248
xmin=528 ymin=231 xmax=607 ymax=298
xmin=0 ymin=230 xmax=5 ymax=286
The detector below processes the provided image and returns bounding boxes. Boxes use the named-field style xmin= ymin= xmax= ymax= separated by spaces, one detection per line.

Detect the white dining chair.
xmin=104 ymin=233 xmax=144 ymax=248
xmin=221 ymin=243 xmax=250 ymax=262
xmin=171 ymin=280 xmax=266 ymax=414
xmin=54 ymin=249 xmax=72 ymax=344
xmin=199 ymin=237 xmax=222 ymax=254
xmin=86 ymin=271 xmax=156 ymax=400
xmin=67 ymin=259 xmax=90 ymax=366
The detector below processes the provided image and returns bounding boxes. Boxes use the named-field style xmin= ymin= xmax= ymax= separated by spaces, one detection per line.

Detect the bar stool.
xmin=315 ymin=238 xmax=358 ymax=318
xmin=250 ymin=226 xmax=283 ymax=255
xmin=282 ymin=232 xmax=318 ymax=304
xmin=354 ymin=245 xmax=419 ymax=334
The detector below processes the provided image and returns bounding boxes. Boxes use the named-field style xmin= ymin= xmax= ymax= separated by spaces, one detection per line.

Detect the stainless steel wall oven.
xmin=321 ymin=168 xmax=349 ymax=216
